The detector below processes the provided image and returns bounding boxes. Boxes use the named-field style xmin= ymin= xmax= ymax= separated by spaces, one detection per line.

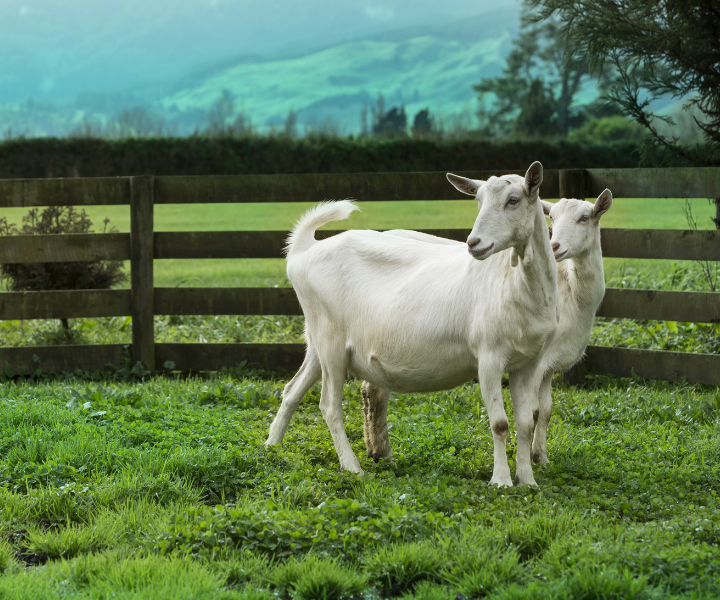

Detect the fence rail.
xmin=1 ymin=168 xmax=719 ymax=384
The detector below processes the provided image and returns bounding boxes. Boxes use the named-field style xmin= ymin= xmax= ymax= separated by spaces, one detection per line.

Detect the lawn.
xmin=1 ymin=194 xmax=718 ymax=352
xmin=1 ymin=192 xmax=719 ymax=597
xmin=0 ymin=372 xmax=719 ymax=598
xmin=1 ymin=195 xmax=716 ymax=288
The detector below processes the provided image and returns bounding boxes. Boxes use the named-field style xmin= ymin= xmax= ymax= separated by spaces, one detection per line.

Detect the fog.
xmin=1 ymin=0 xmax=517 ymax=104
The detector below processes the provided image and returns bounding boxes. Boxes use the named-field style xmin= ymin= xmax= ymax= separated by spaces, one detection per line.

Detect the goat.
xmin=265 ymin=163 xmax=558 ymax=487
xmin=361 ymin=190 xmax=612 ymax=466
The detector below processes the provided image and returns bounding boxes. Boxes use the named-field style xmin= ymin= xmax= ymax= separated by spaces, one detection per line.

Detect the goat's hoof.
xmin=369 ymin=451 xmax=393 ymax=463
xmin=340 ymin=462 xmax=364 ymax=476
xmin=488 ymin=477 xmax=513 ymax=488
xmin=514 ymin=474 xmax=538 ymax=487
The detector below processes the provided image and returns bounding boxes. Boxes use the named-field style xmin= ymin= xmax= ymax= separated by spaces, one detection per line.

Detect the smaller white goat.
xmin=360 ymin=190 xmax=612 ymax=466
xmin=531 ymin=191 xmax=611 ymax=463
xmin=266 ymin=163 xmax=558 ymax=486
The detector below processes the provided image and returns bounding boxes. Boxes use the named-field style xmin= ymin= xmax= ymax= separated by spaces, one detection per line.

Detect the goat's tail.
xmin=285 ymin=200 xmax=359 ymax=257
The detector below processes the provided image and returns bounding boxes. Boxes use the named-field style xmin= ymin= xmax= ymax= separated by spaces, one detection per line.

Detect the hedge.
xmin=0 ymin=137 xmax=644 ymax=179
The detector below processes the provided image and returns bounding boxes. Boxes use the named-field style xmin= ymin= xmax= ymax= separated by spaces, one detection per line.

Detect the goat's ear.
xmin=524 ymin=161 xmax=543 ymax=198
xmin=540 ymin=200 xmax=553 ymax=216
xmin=592 ymin=189 xmax=613 ymax=219
xmin=447 ymin=173 xmax=484 ymax=196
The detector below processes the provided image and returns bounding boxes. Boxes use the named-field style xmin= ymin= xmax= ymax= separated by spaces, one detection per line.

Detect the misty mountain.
xmin=158 ymin=8 xmax=521 ymax=134
xmin=0 ymin=0 xmax=513 ymax=105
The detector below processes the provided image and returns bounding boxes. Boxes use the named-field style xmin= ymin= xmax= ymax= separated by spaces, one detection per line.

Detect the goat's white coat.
xmin=372 ymin=191 xmax=613 ymax=465
xmin=265 ymin=164 xmax=558 ymax=486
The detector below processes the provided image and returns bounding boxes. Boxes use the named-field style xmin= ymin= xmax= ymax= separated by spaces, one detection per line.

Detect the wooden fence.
xmin=0 ymin=168 xmax=719 ymax=384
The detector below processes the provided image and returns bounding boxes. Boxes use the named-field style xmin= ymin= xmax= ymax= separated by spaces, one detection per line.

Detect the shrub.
xmin=0 ymin=206 xmax=126 ymax=333
xmin=568 ymin=116 xmax=646 ymax=144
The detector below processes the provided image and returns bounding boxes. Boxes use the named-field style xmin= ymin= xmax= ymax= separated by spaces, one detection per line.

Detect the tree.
xmin=205 ymin=90 xmax=253 ymax=137
xmin=411 ymin=109 xmax=435 ymax=137
xmin=531 ymin=0 xmax=720 ymax=229
xmin=514 ymin=79 xmax=560 ymax=137
xmin=371 ymin=95 xmax=407 ymax=138
xmin=530 ymin=0 xmax=720 ymax=165
xmin=475 ymin=1 xmax=590 ymax=138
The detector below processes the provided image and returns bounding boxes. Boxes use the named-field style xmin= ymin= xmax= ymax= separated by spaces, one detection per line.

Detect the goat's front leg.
xmin=531 ymin=372 xmax=553 ymax=464
xmin=319 ymin=356 xmax=363 ymax=474
xmin=508 ymin=364 xmax=541 ymax=486
xmin=361 ymin=381 xmax=392 ymax=461
xmin=265 ymin=344 xmax=321 ymax=446
xmin=478 ymin=358 xmax=513 ymax=487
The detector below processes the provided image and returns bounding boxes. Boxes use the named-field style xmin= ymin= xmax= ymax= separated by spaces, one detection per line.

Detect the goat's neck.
xmin=513 ymin=207 xmax=558 ymax=309
xmin=558 ymin=238 xmax=605 ymax=310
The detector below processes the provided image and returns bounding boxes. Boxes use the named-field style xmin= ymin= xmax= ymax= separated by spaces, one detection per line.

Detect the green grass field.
xmin=1 ymin=194 xmax=718 ymax=597
xmin=2 ymin=195 xmax=718 ymax=351
xmin=0 ymin=374 xmax=719 ymax=598
xmin=1 ymin=196 xmax=716 ymax=288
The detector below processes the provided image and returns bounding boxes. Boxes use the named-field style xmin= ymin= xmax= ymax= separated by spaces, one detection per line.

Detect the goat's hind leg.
xmin=318 ymin=350 xmax=363 ymax=474
xmin=361 ymin=381 xmax=392 ymax=461
xmin=531 ymin=372 xmax=553 ymax=465
xmin=265 ymin=344 xmax=321 ymax=446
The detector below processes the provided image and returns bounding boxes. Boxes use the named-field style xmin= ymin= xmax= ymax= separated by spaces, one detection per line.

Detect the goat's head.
xmin=447 ymin=162 xmax=543 ymax=260
xmin=541 ymin=189 xmax=612 ymax=262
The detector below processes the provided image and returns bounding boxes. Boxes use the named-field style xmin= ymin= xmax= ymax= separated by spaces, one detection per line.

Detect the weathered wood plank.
xmin=584 ymin=345 xmax=720 ymax=385
xmin=0 ymin=289 xmax=131 ymax=320
xmin=600 ymin=228 xmax=720 ymax=261
xmin=0 ymin=233 xmax=130 ymax=263
xmin=559 ymin=169 xmax=587 ymax=200
xmin=154 ymin=170 xmax=561 ymax=204
xmin=0 ymin=177 xmax=130 ymax=207
xmin=587 ymin=168 xmax=720 ymax=199
xmin=0 ymin=344 xmax=127 ymax=375
xmin=154 ymin=287 xmax=302 ymax=316
xmin=130 ymin=176 xmax=155 ymax=371
xmin=155 ymin=228 xmax=719 ymax=261
xmin=154 ymin=229 xmax=473 ymax=259
xmin=156 ymin=342 xmax=306 ymax=372
xmin=599 ymin=288 xmax=720 ymax=323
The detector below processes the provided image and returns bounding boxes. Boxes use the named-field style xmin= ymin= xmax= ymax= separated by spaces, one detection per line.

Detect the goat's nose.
xmin=551 ymin=242 xmax=560 ymax=252
xmin=467 ymin=237 xmax=481 ymax=249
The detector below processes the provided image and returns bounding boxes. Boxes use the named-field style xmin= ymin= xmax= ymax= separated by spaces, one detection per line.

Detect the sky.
xmin=0 ymin=0 xmax=520 ymax=105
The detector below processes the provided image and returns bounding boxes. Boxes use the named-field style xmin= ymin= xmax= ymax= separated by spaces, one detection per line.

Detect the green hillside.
xmin=160 ymin=10 xmax=519 ymax=134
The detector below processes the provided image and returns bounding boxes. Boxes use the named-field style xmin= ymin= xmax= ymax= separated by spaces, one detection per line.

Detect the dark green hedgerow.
xmin=0 ymin=137 xmax=643 ymax=179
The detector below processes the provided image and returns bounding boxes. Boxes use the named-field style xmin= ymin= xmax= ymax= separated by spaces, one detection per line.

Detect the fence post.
xmin=559 ymin=168 xmax=588 ymax=200
xmin=130 ymin=176 xmax=155 ymax=371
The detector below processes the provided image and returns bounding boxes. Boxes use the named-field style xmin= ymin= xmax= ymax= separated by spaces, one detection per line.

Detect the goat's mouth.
xmin=470 ymin=242 xmax=494 ymax=258
xmin=554 ymin=248 xmax=568 ymax=261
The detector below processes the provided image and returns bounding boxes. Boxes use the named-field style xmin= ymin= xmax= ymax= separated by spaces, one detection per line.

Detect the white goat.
xmin=265 ymin=163 xmax=558 ymax=487
xmin=361 ymin=190 xmax=613 ymax=466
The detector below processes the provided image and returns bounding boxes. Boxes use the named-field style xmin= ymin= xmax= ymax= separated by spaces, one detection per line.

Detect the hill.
xmin=159 ymin=9 xmax=519 ymax=134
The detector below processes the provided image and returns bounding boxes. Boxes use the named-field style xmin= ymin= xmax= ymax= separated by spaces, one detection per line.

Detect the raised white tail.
xmin=285 ymin=200 xmax=359 ymax=257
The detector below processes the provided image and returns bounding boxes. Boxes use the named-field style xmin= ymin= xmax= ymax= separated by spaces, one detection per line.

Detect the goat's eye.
xmin=579 ymin=214 xmax=590 ymax=222
xmin=507 ymin=197 xmax=520 ymax=207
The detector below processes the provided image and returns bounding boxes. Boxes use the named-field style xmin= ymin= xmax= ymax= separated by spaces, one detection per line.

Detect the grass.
xmin=1 ymin=195 xmax=717 ymax=288
xmin=1 ymin=194 xmax=718 ymax=353
xmin=0 ymin=373 xmax=718 ymax=597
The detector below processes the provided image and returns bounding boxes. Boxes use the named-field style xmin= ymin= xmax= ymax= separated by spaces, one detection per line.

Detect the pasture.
xmin=1 ymin=195 xmax=718 ymax=355
xmin=1 ymin=373 xmax=719 ymax=598
xmin=1 ymin=186 xmax=719 ymax=597
xmin=1 ymin=195 xmax=717 ymax=289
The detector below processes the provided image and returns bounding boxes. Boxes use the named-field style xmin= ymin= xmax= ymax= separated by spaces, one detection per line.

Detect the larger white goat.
xmin=361 ymin=190 xmax=613 ymax=466
xmin=265 ymin=163 xmax=557 ymax=487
